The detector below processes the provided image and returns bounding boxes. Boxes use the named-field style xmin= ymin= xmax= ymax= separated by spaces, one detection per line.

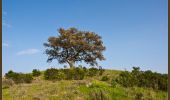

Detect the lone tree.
xmin=44 ymin=27 xmax=106 ymax=68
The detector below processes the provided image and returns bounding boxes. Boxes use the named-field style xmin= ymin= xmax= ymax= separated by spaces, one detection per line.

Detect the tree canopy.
xmin=44 ymin=27 xmax=106 ymax=68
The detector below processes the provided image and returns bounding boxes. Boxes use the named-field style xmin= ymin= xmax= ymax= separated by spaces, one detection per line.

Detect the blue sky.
xmin=2 ymin=0 xmax=168 ymax=74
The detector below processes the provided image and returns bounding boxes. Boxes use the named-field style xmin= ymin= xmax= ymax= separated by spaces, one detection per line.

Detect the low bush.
xmin=116 ymin=67 xmax=168 ymax=91
xmin=5 ymin=70 xmax=33 ymax=84
xmin=5 ymin=70 xmax=15 ymax=79
xmin=44 ymin=68 xmax=65 ymax=80
xmin=22 ymin=74 xmax=33 ymax=83
xmin=64 ymin=67 xmax=85 ymax=80
xmin=111 ymin=79 xmax=117 ymax=88
xmin=74 ymin=67 xmax=85 ymax=80
xmin=13 ymin=73 xmax=33 ymax=84
xmin=101 ymin=76 xmax=109 ymax=81
xmin=88 ymin=67 xmax=98 ymax=77
xmin=116 ymin=71 xmax=133 ymax=87
xmin=32 ymin=69 xmax=41 ymax=77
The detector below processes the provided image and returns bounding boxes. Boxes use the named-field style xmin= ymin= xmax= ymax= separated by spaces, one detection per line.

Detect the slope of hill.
xmin=2 ymin=69 xmax=167 ymax=100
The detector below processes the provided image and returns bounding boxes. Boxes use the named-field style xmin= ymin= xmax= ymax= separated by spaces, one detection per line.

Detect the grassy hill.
xmin=2 ymin=69 xmax=168 ymax=100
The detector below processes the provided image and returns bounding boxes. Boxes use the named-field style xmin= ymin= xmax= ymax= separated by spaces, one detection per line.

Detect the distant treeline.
xmin=4 ymin=66 xmax=167 ymax=91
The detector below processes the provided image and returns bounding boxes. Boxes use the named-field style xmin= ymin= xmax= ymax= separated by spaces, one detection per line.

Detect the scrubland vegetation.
xmin=2 ymin=66 xmax=168 ymax=100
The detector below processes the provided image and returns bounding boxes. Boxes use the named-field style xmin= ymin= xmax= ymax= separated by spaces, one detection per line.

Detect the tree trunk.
xmin=67 ymin=60 xmax=75 ymax=68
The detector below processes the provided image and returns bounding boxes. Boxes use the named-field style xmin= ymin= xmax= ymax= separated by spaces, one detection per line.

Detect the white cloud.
xmin=17 ymin=49 xmax=40 ymax=55
xmin=2 ymin=43 xmax=9 ymax=47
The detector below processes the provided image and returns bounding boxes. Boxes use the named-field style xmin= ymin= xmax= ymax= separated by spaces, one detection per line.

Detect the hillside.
xmin=2 ymin=69 xmax=167 ymax=100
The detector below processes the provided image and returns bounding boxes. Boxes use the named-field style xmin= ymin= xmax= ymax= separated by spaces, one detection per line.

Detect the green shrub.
xmin=56 ymin=71 xmax=65 ymax=80
xmin=88 ymin=67 xmax=98 ymax=77
xmin=74 ymin=67 xmax=85 ymax=80
xmin=116 ymin=67 xmax=168 ymax=91
xmin=44 ymin=68 xmax=65 ymax=80
xmin=111 ymin=79 xmax=117 ymax=88
xmin=64 ymin=67 xmax=85 ymax=80
xmin=5 ymin=70 xmax=15 ymax=79
xmin=101 ymin=76 xmax=109 ymax=81
xmin=116 ymin=71 xmax=133 ymax=87
xmin=5 ymin=70 xmax=33 ymax=84
xmin=131 ymin=67 xmax=141 ymax=86
xmin=32 ymin=69 xmax=41 ymax=77
xmin=64 ymin=68 xmax=75 ymax=80
xmin=22 ymin=74 xmax=33 ymax=83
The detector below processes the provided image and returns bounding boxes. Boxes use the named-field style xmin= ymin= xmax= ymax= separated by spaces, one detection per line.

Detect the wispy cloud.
xmin=17 ymin=49 xmax=40 ymax=56
xmin=2 ymin=43 xmax=9 ymax=47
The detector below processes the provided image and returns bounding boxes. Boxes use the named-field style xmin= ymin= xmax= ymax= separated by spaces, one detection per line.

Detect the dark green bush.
xmin=64 ymin=68 xmax=75 ymax=80
xmin=32 ymin=69 xmax=41 ymax=77
xmin=13 ymin=73 xmax=33 ymax=84
xmin=74 ymin=67 xmax=85 ymax=80
xmin=116 ymin=71 xmax=133 ymax=87
xmin=5 ymin=70 xmax=15 ymax=79
xmin=44 ymin=68 xmax=65 ymax=80
xmin=5 ymin=70 xmax=33 ymax=84
xmin=64 ymin=67 xmax=85 ymax=80
xmin=101 ymin=76 xmax=109 ymax=81
xmin=116 ymin=67 xmax=168 ymax=91
xmin=88 ymin=67 xmax=98 ymax=77
xmin=131 ymin=67 xmax=141 ymax=86
xmin=21 ymin=74 xmax=33 ymax=83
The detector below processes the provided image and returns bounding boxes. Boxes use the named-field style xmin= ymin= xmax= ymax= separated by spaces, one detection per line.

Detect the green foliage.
xmin=138 ymin=70 xmax=168 ymax=91
xmin=44 ymin=68 xmax=64 ymax=80
xmin=43 ymin=67 xmax=86 ymax=81
xmin=116 ymin=67 xmax=168 ymax=91
xmin=5 ymin=70 xmax=15 ymax=79
xmin=83 ymin=67 xmax=87 ymax=72
xmin=111 ymin=79 xmax=117 ymax=88
xmin=22 ymin=74 xmax=33 ymax=83
xmin=101 ymin=76 xmax=109 ymax=81
xmin=64 ymin=67 xmax=85 ymax=80
xmin=74 ymin=67 xmax=85 ymax=80
xmin=88 ymin=67 xmax=98 ymax=77
xmin=116 ymin=71 xmax=133 ymax=87
xmin=131 ymin=67 xmax=141 ymax=86
xmin=5 ymin=70 xmax=33 ymax=84
xmin=32 ymin=69 xmax=41 ymax=77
